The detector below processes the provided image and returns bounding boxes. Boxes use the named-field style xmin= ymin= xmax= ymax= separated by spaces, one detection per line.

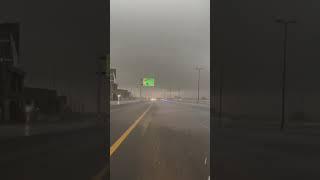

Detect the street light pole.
xmin=275 ymin=17 xmax=296 ymax=131
xmin=218 ymin=64 xmax=224 ymax=127
xmin=137 ymin=78 xmax=142 ymax=99
xmin=51 ymin=61 xmax=56 ymax=90
xmin=195 ymin=67 xmax=204 ymax=103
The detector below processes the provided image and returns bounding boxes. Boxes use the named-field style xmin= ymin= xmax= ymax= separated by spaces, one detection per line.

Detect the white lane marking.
xmin=204 ymin=157 xmax=207 ymax=165
xmin=141 ymin=114 xmax=152 ymax=136
xmin=208 ymin=176 xmax=210 ymax=180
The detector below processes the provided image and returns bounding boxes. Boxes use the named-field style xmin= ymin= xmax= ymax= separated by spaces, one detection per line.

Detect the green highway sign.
xmin=143 ymin=78 xmax=155 ymax=87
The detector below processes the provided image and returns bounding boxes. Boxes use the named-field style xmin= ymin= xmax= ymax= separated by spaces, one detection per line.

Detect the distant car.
xmin=150 ymin=98 xmax=157 ymax=101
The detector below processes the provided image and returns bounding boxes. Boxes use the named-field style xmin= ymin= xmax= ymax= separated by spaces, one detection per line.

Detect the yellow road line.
xmin=110 ymin=103 xmax=153 ymax=156
xmin=91 ymin=103 xmax=153 ymax=180
xmin=91 ymin=167 xmax=107 ymax=180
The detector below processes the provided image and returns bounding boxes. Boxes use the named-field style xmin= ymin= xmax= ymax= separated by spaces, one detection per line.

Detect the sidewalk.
xmin=162 ymin=99 xmax=210 ymax=108
xmin=178 ymin=99 xmax=210 ymax=105
xmin=215 ymin=117 xmax=320 ymax=135
xmin=0 ymin=114 xmax=98 ymax=140
xmin=110 ymin=99 xmax=143 ymax=106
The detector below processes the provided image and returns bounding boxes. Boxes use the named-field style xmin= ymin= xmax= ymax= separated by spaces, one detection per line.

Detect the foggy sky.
xmin=1 ymin=0 xmax=107 ymax=112
xmin=213 ymin=0 xmax=320 ymax=120
xmin=214 ymin=0 xmax=320 ymax=95
xmin=2 ymin=0 xmax=320 ymax=114
xmin=110 ymin=0 xmax=210 ymax=98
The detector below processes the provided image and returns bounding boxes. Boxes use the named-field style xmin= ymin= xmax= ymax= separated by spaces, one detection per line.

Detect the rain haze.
xmin=0 ymin=0 xmax=107 ymax=112
xmin=213 ymin=0 xmax=320 ymax=121
xmin=110 ymin=0 xmax=210 ymax=98
xmin=110 ymin=2 xmax=210 ymax=179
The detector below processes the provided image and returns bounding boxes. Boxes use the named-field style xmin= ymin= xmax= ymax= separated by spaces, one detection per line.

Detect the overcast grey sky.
xmin=110 ymin=0 xmax=210 ymax=98
xmin=1 ymin=0 xmax=107 ymax=112
xmin=212 ymin=0 xmax=320 ymax=120
xmin=214 ymin=0 xmax=320 ymax=95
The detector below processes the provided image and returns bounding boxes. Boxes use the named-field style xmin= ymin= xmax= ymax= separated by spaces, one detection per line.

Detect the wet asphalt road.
xmin=0 ymin=100 xmax=210 ymax=180
xmin=0 ymin=124 xmax=106 ymax=180
xmin=3 ymin=99 xmax=317 ymax=180
xmin=110 ymin=100 xmax=210 ymax=180
xmin=213 ymin=128 xmax=320 ymax=180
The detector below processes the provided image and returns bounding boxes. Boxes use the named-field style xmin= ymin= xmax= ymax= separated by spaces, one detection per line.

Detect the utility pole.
xmin=137 ymin=78 xmax=142 ymax=99
xmin=51 ymin=61 xmax=56 ymax=90
xmin=97 ymin=64 xmax=102 ymax=120
xmin=195 ymin=67 xmax=204 ymax=103
xmin=218 ymin=64 xmax=224 ymax=127
xmin=69 ymin=95 xmax=73 ymax=112
xmin=275 ymin=17 xmax=296 ymax=131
